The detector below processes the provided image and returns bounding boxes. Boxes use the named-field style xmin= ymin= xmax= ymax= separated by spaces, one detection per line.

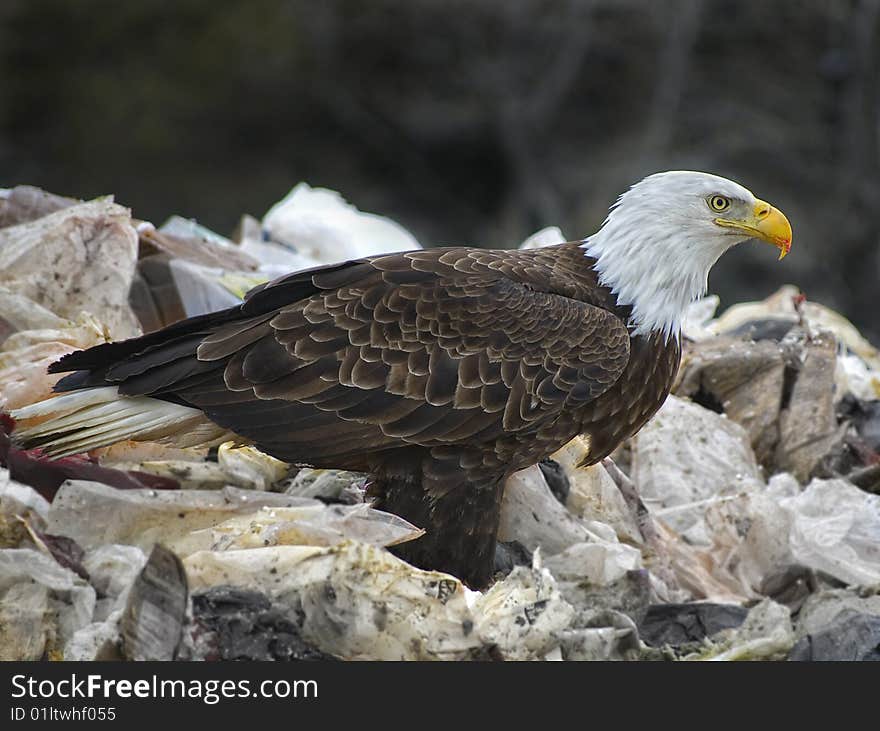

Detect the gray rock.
xmin=789 ymin=610 xmax=880 ymax=660
xmin=676 ymin=335 xmax=788 ymax=465
xmin=638 ymin=602 xmax=749 ymax=647
xmin=794 ymin=588 xmax=880 ymax=639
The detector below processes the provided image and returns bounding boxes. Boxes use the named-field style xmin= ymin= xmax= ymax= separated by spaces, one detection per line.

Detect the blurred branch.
xmin=640 ymin=0 xmax=704 ymax=159
xmin=525 ymin=0 xmax=595 ymax=127
xmin=840 ymin=0 xmax=880 ymax=202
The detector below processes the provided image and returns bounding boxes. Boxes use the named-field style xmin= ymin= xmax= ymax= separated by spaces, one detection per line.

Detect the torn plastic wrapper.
xmin=261 ymin=182 xmax=421 ymax=262
xmin=784 ymin=478 xmax=880 ymax=586
xmin=45 ymin=480 xmax=422 ymax=559
xmin=0 ymin=185 xmax=79 ymax=229
xmin=184 ymin=542 xmax=481 ymax=661
xmin=187 ymin=503 xmax=424 ymax=552
xmin=113 ymin=443 xmax=290 ymax=492
xmin=553 ymin=436 xmax=643 ymax=545
xmin=632 ymin=395 xmax=764 ymax=542
xmin=518 ymin=226 xmax=566 ymax=250
xmin=0 ymin=199 xmax=140 ymax=340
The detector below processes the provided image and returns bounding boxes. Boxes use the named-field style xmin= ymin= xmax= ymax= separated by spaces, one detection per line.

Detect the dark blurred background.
xmin=1 ymin=0 xmax=878 ymax=338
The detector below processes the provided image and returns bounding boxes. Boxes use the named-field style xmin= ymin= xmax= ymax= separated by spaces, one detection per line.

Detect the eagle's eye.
xmin=708 ymin=195 xmax=730 ymax=212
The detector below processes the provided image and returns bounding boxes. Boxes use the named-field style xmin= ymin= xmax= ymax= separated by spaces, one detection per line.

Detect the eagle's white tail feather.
xmin=10 ymin=387 xmax=128 ymax=421
xmin=31 ymin=413 xmax=178 ymax=458
xmin=13 ymin=400 xmax=147 ymax=438
xmin=9 ymin=386 xmax=233 ymax=457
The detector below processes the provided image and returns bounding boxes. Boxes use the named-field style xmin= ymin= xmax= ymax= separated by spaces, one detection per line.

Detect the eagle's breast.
xmin=575 ymin=330 xmax=681 ymax=464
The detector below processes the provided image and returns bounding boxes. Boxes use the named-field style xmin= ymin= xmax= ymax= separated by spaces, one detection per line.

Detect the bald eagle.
xmin=11 ymin=172 xmax=792 ymax=588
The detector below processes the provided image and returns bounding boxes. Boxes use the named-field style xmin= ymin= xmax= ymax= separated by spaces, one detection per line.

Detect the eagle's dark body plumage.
xmin=47 ymin=241 xmax=680 ymax=587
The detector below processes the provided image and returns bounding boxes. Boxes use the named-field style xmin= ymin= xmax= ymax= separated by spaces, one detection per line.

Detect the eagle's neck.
xmin=580 ymin=215 xmax=729 ymax=341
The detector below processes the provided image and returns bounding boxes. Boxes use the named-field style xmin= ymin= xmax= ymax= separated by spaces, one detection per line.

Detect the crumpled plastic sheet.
xmin=649 ymin=519 xmax=754 ymax=605
xmin=632 ymin=395 xmax=764 ymax=542
xmin=553 ymin=436 xmax=642 ymax=545
xmin=557 ymin=610 xmax=644 ymax=661
xmin=184 ymin=542 xmax=482 ymax=660
xmin=0 ymin=547 xmax=95 ymax=660
xmin=0 ymin=185 xmax=78 ymax=229
xmin=165 ymin=258 xmax=257 ymax=319
xmin=502 ymin=437 xmax=757 ymax=604
xmin=543 ymin=538 xmax=643 ymax=587
xmin=151 ymin=217 xmax=259 ymax=271
xmin=84 ymin=544 xmax=147 ymax=620
xmin=681 ymin=295 xmax=722 ymax=341
xmin=45 ymin=479 xmax=421 ymax=559
xmin=699 ymin=473 xmax=880 ymax=593
xmin=499 ymin=464 xmax=598 ymax=554
xmin=64 ymin=609 xmax=124 ymax=661
xmin=64 ymin=544 xmax=149 ymax=661
xmin=836 ymin=352 xmax=880 ymax=402
xmin=518 ymin=226 xmax=566 ymax=250
xmin=783 ymin=478 xmax=880 ymax=586
xmin=281 ymin=468 xmax=367 ymax=502
xmin=184 ymin=542 xmax=580 ymax=661
xmin=189 ymin=503 xmax=424 ymax=552
xmin=110 ymin=442 xmax=290 ymax=492
xmin=701 ymin=473 xmax=800 ymax=595
xmin=473 ymin=561 xmax=576 ymax=660
xmin=0 ymin=312 xmax=107 ymax=410
xmin=234 ymin=214 xmax=322 ymax=275
xmin=498 ymin=463 xmax=646 ymax=592
xmin=0 ymin=285 xmax=72 ymax=346
xmin=0 ymin=198 xmax=140 ymax=340
xmin=260 ymin=182 xmax=422 ymax=263
xmin=45 ymin=481 xmax=320 ymax=551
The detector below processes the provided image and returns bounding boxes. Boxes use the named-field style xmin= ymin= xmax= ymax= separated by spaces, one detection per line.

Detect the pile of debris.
xmin=1 ymin=185 xmax=879 ymax=661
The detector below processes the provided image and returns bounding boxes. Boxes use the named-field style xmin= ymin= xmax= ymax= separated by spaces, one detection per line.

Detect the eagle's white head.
xmin=582 ymin=171 xmax=792 ymax=340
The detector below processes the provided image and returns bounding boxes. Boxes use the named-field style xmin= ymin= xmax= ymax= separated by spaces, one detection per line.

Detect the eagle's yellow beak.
xmin=715 ymin=199 xmax=792 ymax=260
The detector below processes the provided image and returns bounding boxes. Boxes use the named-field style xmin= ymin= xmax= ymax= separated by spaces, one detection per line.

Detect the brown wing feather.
xmin=53 ymin=244 xmax=632 ymax=466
